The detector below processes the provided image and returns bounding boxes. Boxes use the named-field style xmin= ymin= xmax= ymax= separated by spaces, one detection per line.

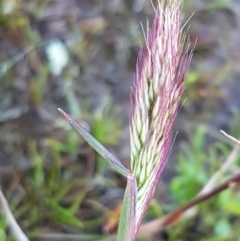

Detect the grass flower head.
xmin=130 ymin=0 xmax=192 ymax=229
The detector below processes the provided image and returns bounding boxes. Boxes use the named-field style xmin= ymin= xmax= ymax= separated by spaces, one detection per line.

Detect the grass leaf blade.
xmin=117 ymin=174 xmax=137 ymax=241
xmin=58 ymin=108 xmax=130 ymax=177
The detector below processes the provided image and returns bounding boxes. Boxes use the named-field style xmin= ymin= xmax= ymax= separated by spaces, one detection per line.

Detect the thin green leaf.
xmin=58 ymin=108 xmax=130 ymax=177
xmin=117 ymin=174 xmax=137 ymax=241
xmin=49 ymin=200 xmax=83 ymax=228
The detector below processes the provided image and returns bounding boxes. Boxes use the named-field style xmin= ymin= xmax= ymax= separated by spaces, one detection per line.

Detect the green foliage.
xmin=206 ymin=0 xmax=231 ymax=10
xmin=168 ymin=120 xmax=240 ymax=241
xmin=0 ymin=217 xmax=7 ymax=241
xmin=170 ymin=125 xmax=209 ymax=204
xmin=0 ymin=99 xmax=123 ymax=240
xmin=0 ymin=133 xmax=86 ymax=239
xmin=185 ymin=70 xmax=200 ymax=87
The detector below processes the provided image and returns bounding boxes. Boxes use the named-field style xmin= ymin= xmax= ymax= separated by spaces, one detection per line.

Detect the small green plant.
xmin=58 ymin=0 xmax=192 ymax=240
xmin=171 ymin=126 xmax=210 ymax=204
xmin=168 ymin=124 xmax=240 ymax=240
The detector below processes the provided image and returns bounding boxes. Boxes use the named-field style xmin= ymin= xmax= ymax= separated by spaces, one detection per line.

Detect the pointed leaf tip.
xmin=58 ymin=108 xmax=72 ymax=123
xmin=58 ymin=107 xmax=130 ymax=177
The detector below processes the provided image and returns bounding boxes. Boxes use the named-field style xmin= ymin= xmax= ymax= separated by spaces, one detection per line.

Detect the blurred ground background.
xmin=1 ymin=0 xmax=240 ymax=240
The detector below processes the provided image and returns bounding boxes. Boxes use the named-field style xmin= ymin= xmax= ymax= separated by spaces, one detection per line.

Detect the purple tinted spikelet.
xmin=130 ymin=0 xmax=192 ymax=229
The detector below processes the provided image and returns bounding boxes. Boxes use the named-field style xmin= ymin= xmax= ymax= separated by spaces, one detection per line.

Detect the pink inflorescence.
xmin=129 ymin=0 xmax=192 ymax=230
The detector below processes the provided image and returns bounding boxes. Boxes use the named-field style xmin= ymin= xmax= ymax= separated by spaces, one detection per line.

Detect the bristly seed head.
xmin=129 ymin=0 xmax=192 ymax=229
